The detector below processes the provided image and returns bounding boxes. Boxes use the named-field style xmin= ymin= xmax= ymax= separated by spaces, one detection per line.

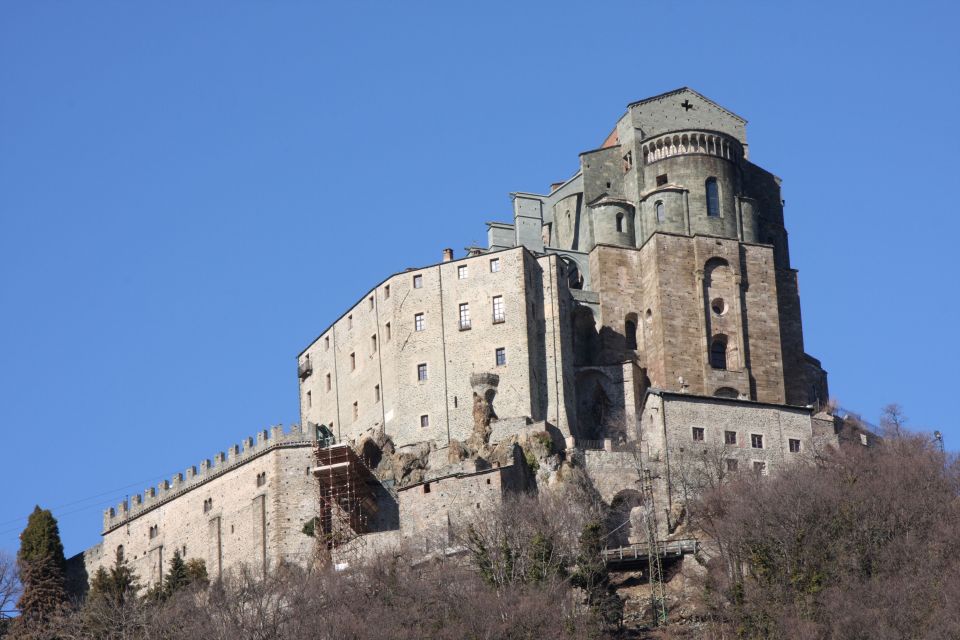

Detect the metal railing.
xmin=601 ymin=538 xmax=699 ymax=564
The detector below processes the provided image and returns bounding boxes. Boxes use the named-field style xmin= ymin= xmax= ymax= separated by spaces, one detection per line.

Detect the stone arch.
xmin=710 ymin=335 xmax=728 ymax=370
xmin=714 ymin=387 xmax=739 ymax=399
xmin=560 ymin=255 xmax=584 ymax=290
xmin=609 ymin=489 xmax=645 ymax=546
xmin=571 ymin=305 xmax=599 ymax=365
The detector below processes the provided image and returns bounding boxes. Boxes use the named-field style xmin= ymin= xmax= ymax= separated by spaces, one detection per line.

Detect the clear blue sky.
xmin=1 ymin=1 xmax=958 ymax=557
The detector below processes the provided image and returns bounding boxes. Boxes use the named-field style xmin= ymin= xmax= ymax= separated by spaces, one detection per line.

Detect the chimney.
xmin=442 ymin=248 xmax=454 ymax=262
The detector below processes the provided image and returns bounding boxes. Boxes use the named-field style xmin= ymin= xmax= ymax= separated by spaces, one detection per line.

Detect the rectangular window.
xmin=724 ymin=430 xmax=737 ymax=445
xmin=789 ymin=438 xmax=801 ymax=453
xmin=384 ymin=284 xmax=390 ymax=299
xmin=350 ymin=352 xmax=356 ymax=371
xmin=347 ymin=314 xmax=353 ymax=330
xmin=417 ymin=363 xmax=428 ymax=381
xmin=751 ymin=434 xmax=764 ymax=449
xmin=420 ymin=414 xmax=429 ymax=428
xmin=753 ymin=461 xmax=767 ymax=475
xmin=622 ymin=151 xmax=632 ymax=172
xmin=352 ymin=402 xmax=358 ymax=421
xmin=726 ymin=459 xmax=738 ymax=472
xmin=492 ymin=296 xmax=505 ymax=323
xmin=325 ymin=373 xmax=331 ymax=391
xmin=385 ymin=321 xmax=391 ymax=341
xmin=413 ymin=274 xmax=423 ymax=289
xmin=324 ymin=336 xmax=330 ymax=351
xmin=374 ymin=384 xmax=380 ymax=402
xmin=495 ymin=347 xmax=506 ymax=366
xmin=306 ymin=390 xmax=312 ymax=407
xmin=368 ymin=296 xmax=374 ymax=310
xmin=414 ymin=313 xmax=425 ymax=332
xmin=656 ymin=173 xmax=668 ymax=186
xmin=490 ymin=258 xmax=500 ymax=273
xmin=371 ymin=334 xmax=377 ymax=353
xmin=692 ymin=427 xmax=705 ymax=442
xmin=458 ymin=265 xmax=468 ymax=279
xmin=459 ymin=303 xmax=471 ymax=330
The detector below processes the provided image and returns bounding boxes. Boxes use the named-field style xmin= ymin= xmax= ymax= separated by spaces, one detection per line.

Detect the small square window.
xmin=420 ymin=414 xmax=429 ymax=428
xmin=384 ymin=285 xmax=391 ymax=299
xmin=789 ymin=438 xmax=801 ymax=453
xmin=753 ymin=461 xmax=767 ymax=475
xmin=656 ymin=174 xmax=668 ymax=186
xmin=417 ymin=363 xmax=428 ymax=381
xmin=692 ymin=427 xmax=705 ymax=442
xmin=414 ymin=313 xmax=425 ymax=332
xmin=458 ymin=265 xmax=468 ymax=279
xmin=495 ymin=347 xmax=506 ymax=366
xmin=413 ymin=274 xmax=423 ymax=289
xmin=751 ymin=434 xmax=764 ymax=449
xmin=423 ymin=482 xmax=431 ymax=494
xmin=724 ymin=430 xmax=737 ymax=445
xmin=490 ymin=258 xmax=500 ymax=273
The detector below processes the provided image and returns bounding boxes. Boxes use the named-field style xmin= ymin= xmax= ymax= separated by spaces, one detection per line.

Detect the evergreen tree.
xmin=16 ymin=506 xmax=67 ymax=622
xmin=184 ymin=558 xmax=208 ymax=587
xmin=88 ymin=547 xmax=140 ymax=606
xmin=571 ymin=521 xmax=623 ymax=628
xmin=163 ymin=551 xmax=190 ymax=597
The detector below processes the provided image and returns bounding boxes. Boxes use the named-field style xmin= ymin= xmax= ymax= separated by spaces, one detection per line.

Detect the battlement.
xmin=102 ymin=424 xmax=316 ymax=533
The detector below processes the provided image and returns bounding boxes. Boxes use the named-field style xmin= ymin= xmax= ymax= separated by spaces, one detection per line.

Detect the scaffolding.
xmin=312 ymin=443 xmax=379 ymax=565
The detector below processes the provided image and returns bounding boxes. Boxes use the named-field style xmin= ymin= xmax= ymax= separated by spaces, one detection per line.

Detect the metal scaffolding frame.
xmin=312 ymin=443 xmax=379 ymax=564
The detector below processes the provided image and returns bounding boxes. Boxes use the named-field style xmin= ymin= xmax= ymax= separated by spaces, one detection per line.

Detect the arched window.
xmin=714 ymin=387 xmax=738 ymax=399
xmin=615 ymin=212 xmax=624 ymax=233
xmin=655 ymin=201 xmax=665 ymax=223
xmin=709 ymin=335 xmax=728 ymax=370
xmin=706 ymin=178 xmax=720 ymax=217
xmin=116 ymin=545 xmax=124 ymax=562
xmin=625 ymin=314 xmax=638 ymax=350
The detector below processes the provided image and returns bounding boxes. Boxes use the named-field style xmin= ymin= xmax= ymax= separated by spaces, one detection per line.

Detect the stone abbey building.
xmin=78 ymin=88 xmax=840 ymax=585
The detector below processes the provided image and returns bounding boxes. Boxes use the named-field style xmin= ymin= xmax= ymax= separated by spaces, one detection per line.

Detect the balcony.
xmin=298 ymin=360 xmax=314 ymax=379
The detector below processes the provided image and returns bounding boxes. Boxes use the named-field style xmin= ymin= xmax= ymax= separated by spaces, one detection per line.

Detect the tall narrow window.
xmin=459 ymin=303 xmax=471 ymax=330
xmin=417 ymin=363 xmax=428 ymax=381
xmin=324 ymin=336 xmax=330 ymax=351
xmin=655 ymin=200 xmax=665 ymax=223
xmin=347 ymin=314 xmax=353 ymax=330
xmin=413 ymin=274 xmax=423 ymax=289
xmin=371 ymin=334 xmax=377 ymax=353
xmin=414 ymin=313 xmax=425 ymax=331
xmin=492 ymin=296 xmax=505 ymax=323
xmin=350 ymin=352 xmax=356 ymax=370
xmin=306 ymin=390 xmax=312 ymax=407
xmin=374 ymin=384 xmax=381 ymax=402
xmin=490 ymin=258 xmax=500 ymax=273
xmin=709 ymin=335 xmax=728 ymax=370
xmin=325 ymin=373 xmax=331 ymax=391
xmin=625 ymin=315 xmax=638 ymax=350
xmin=352 ymin=402 xmax=358 ymax=421
xmin=615 ymin=212 xmax=624 ymax=232
xmin=384 ymin=284 xmax=390 ymax=299
xmin=420 ymin=414 xmax=430 ymax=428
xmin=385 ymin=322 xmax=392 ymax=341
xmin=458 ymin=265 xmax=468 ymax=279
xmin=495 ymin=347 xmax=506 ymax=366
xmin=706 ymin=177 xmax=720 ymax=217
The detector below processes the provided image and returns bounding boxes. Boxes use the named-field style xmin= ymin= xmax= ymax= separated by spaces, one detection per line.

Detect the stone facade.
xmin=76 ymin=88 xmax=838 ymax=588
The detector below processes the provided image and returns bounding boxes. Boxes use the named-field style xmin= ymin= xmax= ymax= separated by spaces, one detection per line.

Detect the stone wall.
xmin=86 ymin=425 xmax=316 ymax=587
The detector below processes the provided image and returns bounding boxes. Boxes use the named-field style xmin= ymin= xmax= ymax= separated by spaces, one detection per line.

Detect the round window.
xmin=711 ymin=298 xmax=727 ymax=316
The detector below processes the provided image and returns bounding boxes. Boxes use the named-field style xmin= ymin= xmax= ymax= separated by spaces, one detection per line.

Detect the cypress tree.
xmin=16 ymin=506 xmax=68 ymax=622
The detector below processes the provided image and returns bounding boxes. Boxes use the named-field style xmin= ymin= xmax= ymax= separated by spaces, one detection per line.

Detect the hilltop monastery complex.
xmin=75 ymin=88 xmax=853 ymax=586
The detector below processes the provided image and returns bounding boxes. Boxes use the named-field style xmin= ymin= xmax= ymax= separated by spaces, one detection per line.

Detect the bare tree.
xmin=0 ymin=551 xmax=19 ymax=619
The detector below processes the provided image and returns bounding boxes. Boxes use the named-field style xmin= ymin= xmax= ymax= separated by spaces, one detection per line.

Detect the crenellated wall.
xmin=103 ymin=424 xmax=317 ymax=533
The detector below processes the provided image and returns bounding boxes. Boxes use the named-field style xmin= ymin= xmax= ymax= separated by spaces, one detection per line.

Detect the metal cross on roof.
xmin=680 ymin=99 xmax=693 ymax=111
